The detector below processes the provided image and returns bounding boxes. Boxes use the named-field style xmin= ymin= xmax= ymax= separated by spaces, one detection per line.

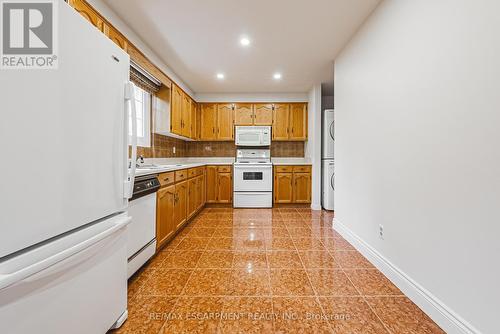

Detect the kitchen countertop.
xmin=135 ymin=157 xmax=311 ymax=177
xmin=134 ymin=157 xmax=235 ymax=177
xmin=271 ymin=158 xmax=312 ymax=165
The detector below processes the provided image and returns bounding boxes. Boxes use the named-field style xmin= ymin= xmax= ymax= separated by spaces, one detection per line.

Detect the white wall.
xmin=306 ymin=84 xmax=322 ymax=210
xmin=87 ymin=0 xmax=194 ymax=97
xmin=335 ymin=1 xmax=500 ymax=333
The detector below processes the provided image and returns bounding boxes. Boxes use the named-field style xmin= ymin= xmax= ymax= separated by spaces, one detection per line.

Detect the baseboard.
xmin=333 ymin=219 xmax=481 ymax=334
xmin=310 ymin=203 xmax=322 ymax=210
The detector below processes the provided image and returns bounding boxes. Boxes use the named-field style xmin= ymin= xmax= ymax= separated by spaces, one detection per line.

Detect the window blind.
xmin=130 ymin=60 xmax=162 ymax=94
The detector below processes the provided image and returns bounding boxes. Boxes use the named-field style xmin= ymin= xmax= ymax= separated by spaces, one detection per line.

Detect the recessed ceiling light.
xmin=240 ymin=37 xmax=250 ymax=46
xmin=273 ymin=73 xmax=282 ymax=80
xmin=216 ymin=73 xmax=225 ymax=79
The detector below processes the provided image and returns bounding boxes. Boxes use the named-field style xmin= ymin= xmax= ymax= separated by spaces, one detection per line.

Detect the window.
xmin=129 ymin=85 xmax=151 ymax=147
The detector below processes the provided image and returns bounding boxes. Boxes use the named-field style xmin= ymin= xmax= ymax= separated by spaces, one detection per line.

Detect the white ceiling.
xmin=103 ymin=0 xmax=380 ymax=94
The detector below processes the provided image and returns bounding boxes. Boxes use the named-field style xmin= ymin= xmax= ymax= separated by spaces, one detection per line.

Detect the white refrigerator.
xmin=322 ymin=109 xmax=335 ymax=210
xmin=0 ymin=1 xmax=137 ymax=333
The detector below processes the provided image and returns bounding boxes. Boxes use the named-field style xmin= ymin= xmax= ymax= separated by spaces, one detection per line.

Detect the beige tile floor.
xmin=111 ymin=208 xmax=444 ymax=334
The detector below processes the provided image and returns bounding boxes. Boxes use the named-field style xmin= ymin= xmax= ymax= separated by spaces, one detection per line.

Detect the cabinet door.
xmin=171 ymin=85 xmax=183 ymax=136
xmin=290 ymin=103 xmax=307 ymax=140
xmin=201 ymin=171 xmax=206 ymax=206
xmin=200 ymin=104 xmax=218 ymax=140
xmin=196 ymin=175 xmax=204 ymax=210
xmin=217 ymin=104 xmax=234 ymax=140
xmin=272 ymin=104 xmax=290 ymax=140
xmin=293 ymin=172 xmax=311 ymax=203
xmin=234 ymin=103 xmax=254 ymax=125
xmin=217 ymin=172 xmax=232 ymax=203
xmin=174 ymin=181 xmax=188 ymax=230
xmin=206 ymin=166 xmax=218 ymax=203
xmin=274 ymin=173 xmax=293 ymax=203
xmin=156 ymin=185 xmax=176 ymax=249
xmin=187 ymin=178 xmax=198 ymax=219
xmin=181 ymin=94 xmax=192 ymax=138
xmin=191 ymin=101 xmax=198 ymax=140
xmin=254 ymin=104 xmax=273 ymax=125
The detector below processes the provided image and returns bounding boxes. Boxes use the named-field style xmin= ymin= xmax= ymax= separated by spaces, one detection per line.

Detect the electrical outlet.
xmin=173 ymin=146 xmax=176 ymax=154
xmin=379 ymin=225 xmax=384 ymax=240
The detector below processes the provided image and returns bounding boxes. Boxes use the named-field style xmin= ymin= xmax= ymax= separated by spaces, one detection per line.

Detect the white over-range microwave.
xmin=235 ymin=126 xmax=271 ymax=146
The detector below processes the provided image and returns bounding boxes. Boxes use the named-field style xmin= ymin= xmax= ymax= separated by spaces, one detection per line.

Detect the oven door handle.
xmin=234 ymin=165 xmax=273 ymax=169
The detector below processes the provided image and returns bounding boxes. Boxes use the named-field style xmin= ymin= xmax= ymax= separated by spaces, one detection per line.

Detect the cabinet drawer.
xmin=159 ymin=172 xmax=175 ymax=186
xmin=218 ymin=166 xmax=232 ymax=173
xmin=188 ymin=168 xmax=198 ymax=178
xmin=293 ymin=165 xmax=311 ymax=173
xmin=175 ymin=169 xmax=187 ymax=182
xmin=275 ymin=166 xmax=293 ymax=173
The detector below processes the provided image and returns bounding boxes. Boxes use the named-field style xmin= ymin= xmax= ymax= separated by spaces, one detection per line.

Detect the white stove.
xmin=233 ymin=149 xmax=273 ymax=208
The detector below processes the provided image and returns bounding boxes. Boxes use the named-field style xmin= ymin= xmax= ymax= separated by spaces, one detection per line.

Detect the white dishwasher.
xmin=127 ymin=175 xmax=160 ymax=278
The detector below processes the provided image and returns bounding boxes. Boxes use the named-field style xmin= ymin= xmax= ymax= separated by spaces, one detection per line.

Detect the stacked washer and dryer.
xmin=322 ymin=109 xmax=335 ymax=210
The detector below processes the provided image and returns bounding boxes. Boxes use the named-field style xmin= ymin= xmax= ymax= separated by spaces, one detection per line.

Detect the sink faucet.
xmin=136 ymin=155 xmax=144 ymax=167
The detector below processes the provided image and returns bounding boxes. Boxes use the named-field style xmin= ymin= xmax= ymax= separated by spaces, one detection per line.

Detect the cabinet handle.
xmin=212 ymin=127 xmax=215 ymax=134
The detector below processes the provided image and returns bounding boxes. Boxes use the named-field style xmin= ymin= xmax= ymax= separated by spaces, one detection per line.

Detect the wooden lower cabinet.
xmin=293 ymin=172 xmax=311 ymax=203
xmin=206 ymin=166 xmax=218 ymax=203
xmin=274 ymin=173 xmax=293 ymax=203
xmin=274 ymin=165 xmax=311 ymax=204
xmin=196 ymin=175 xmax=205 ymax=210
xmin=156 ymin=168 xmax=207 ymax=250
xmin=156 ymin=185 xmax=176 ymax=249
xmin=187 ymin=174 xmax=205 ymax=215
xmin=187 ymin=177 xmax=198 ymax=219
xmin=205 ymin=165 xmax=232 ymax=203
xmin=174 ymin=181 xmax=188 ymax=230
xmin=217 ymin=172 xmax=232 ymax=203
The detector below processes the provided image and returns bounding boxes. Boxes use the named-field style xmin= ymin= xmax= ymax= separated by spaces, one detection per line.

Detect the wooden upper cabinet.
xmin=234 ymin=104 xmax=254 ymax=125
xmin=274 ymin=172 xmax=293 ymax=203
xmin=156 ymin=185 xmax=176 ymax=249
xmin=290 ymin=103 xmax=307 ymax=140
xmin=171 ymin=85 xmax=183 ymax=136
xmin=217 ymin=104 xmax=234 ymax=140
xmin=254 ymin=104 xmax=273 ymax=125
xmin=181 ymin=94 xmax=192 ymax=138
xmin=217 ymin=172 xmax=232 ymax=203
xmin=200 ymin=104 xmax=217 ymax=140
xmin=191 ymin=100 xmax=198 ymax=140
xmin=272 ymin=104 xmax=290 ymax=140
xmin=68 ymin=0 xmax=105 ymax=32
xmin=205 ymin=166 xmax=218 ymax=203
xmin=293 ymin=172 xmax=311 ymax=203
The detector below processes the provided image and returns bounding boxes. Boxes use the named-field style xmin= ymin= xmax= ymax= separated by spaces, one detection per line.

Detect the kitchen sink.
xmin=136 ymin=164 xmax=185 ymax=170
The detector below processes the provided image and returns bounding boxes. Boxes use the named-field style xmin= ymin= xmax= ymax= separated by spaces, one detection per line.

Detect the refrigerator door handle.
xmin=329 ymin=121 xmax=335 ymax=141
xmin=124 ymin=82 xmax=137 ymax=199
xmin=0 ymin=216 xmax=131 ymax=291
xmin=331 ymin=172 xmax=335 ymax=191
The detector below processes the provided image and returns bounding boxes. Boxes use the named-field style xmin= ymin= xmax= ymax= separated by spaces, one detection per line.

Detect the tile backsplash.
xmin=137 ymin=134 xmax=186 ymax=158
xmin=136 ymin=134 xmax=305 ymax=158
